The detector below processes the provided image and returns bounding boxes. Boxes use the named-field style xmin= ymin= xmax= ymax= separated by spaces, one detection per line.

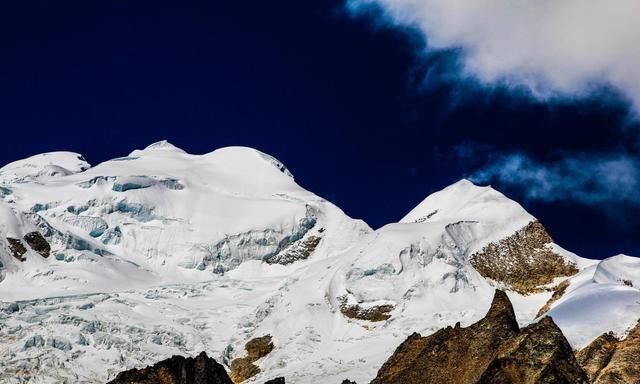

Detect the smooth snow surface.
xmin=0 ymin=142 xmax=637 ymax=383
xmin=544 ymin=254 xmax=640 ymax=349
xmin=0 ymin=152 xmax=90 ymax=184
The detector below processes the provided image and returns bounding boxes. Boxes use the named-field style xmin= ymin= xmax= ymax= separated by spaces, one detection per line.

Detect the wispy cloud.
xmin=347 ymin=0 xmax=640 ymax=111
xmin=465 ymin=150 xmax=640 ymax=206
xmin=349 ymin=0 xmax=640 ymax=209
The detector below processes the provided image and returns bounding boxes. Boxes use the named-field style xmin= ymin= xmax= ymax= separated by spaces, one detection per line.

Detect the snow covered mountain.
xmin=0 ymin=142 xmax=638 ymax=383
xmin=0 ymin=141 xmax=368 ymax=300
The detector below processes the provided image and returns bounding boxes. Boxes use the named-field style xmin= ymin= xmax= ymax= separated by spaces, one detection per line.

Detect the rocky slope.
xmin=230 ymin=335 xmax=275 ymax=383
xmin=470 ymin=220 xmax=578 ymax=294
xmin=577 ymin=320 xmax=640 ymax=384
xmin=370 ymin=290 xmax=588 ymax=384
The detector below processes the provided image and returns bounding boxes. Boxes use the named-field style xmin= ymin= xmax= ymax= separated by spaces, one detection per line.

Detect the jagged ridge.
xmin=107 ymin=351 xmax=233 ymax=384
xmin=370 ymin=290 xmax=588 ymax=384
xmin=577 ymin=320 xmax=640 ymax=384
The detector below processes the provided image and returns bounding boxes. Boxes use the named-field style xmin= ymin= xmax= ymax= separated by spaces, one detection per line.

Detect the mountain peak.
xmin=203 ymin=147 xmax=294 ymax=179
xmin=142 ymin=140 xmax=187 ymax=153
xmin=450 ymin=178 xmax=478 ymax=188
xmin=482 ymin=290 xmax=519 ymax=332
xmin=400 ymin=178 xmax=533 ymax=228
xmin=593 ymin=253 xmax=640 ymax=287
xmin=128 ymin=140 xmax=187 ymax=157
xmin=370 ymin=289 xmax=588 ymax=384
xmin=107 ymin=351 xmax=233 ymax=384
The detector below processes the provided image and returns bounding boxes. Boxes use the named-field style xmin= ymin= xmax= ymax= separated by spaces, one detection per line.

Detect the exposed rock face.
xmin=536 ymin=279 xmax=570 ymax=317
xmin=470 ymin=221 xmax=578 ymax=294
xmin=371 ymin=290 xmax=519 ymax=384
xmin=107 ymin=351 xmax=233 ymax=384
xmin=244 ymin=335 xmax=274 ymax=361
xmin=577 ymin=333 xmax=619 ymax=383
xmin=265 ymin=235 xmax=322 ymax=265
xmin=370 ymin=290 xmax=588 ymax=384
xmin=195 ymin=208 xmax=321 ymax=273
xmin=229 ymin=357 xmax=260 ymax=383
xmin=338 ymin=296 xmax=394 ymax=322
xmin=230 ymin=335 xmax=274 ymax=383
xmin=577 ymin=321 xmax=640 ymax=384
xmin=478 ymin=317 xmax=588 ymax=384
xmin=23 ymin=231 xmax=50 ymax=258
xmin=6 ymin=237 xmax=27 ymax=261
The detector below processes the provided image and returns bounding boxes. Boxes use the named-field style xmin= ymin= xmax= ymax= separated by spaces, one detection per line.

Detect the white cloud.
xmin=348 ymin=0 xmax=640 ymax=109
xmin=469 ymin=152 xmax=640 ymax=206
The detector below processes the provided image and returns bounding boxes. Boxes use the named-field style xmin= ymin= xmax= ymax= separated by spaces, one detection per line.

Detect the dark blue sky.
xmin=1 ymin=0 xmax=638 ymax=258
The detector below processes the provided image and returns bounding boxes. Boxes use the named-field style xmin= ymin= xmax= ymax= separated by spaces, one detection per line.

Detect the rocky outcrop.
xmin=244 ymin=335 xmax=274 ymax=361
xmin=470 ymin=221 xmax=578 ymax=294
xmin=107 ymin=351 xmax=233 ymax=384
xmin=6 ymin=237 xmax=27 ymax=261
xmin=577 ymin=320 xmax=640 ymax=384
xmin=536 ymin=279 xmax=570 ymax=317
xmin=370 ymin=290 xmax=588 ymax=384
xmin=23 ymin=231 xmax=50 ymax=258
xmin=230 ymin=355 xmax=260 ymax=382
xmin=5 ymin=232 xmax=51 ymax=260
xmin=230 ymin=335 xmax=274 ymax=383
xmin=265 ymin=234 xmax=322 ymax=265
xmin=370 ymin=290 xmax=519 ymax=384
xmin=477 ymin=316 xmax=587 ymax=384
xmin=577 ymin=333 xmax=619 ymax=383
xmin=338 ymin=296 xmax=394 ymax=322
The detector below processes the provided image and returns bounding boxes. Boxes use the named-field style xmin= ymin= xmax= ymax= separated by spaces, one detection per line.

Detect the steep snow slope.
xmin=400 ymin=179 xmax=534 ymax=253
xmin=0 ymin=144 xmax=637 ymax=383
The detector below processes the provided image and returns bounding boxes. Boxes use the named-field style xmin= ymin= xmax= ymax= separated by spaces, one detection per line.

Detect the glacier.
xmin=0 ymin=141 xmax=638 ymax=383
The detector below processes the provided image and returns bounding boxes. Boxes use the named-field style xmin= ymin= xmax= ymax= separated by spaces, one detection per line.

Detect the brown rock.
xmin=6 ymin=238 xmax=27 ymax=261
xmin=266 ymin=235 xmax=322 ymax=265
xmin=478 ymin=317 xmax=588 ymax=384
xmin=536 ymin=279 xmax=570 ymax=317
xmin=23 ymin=231 xmax=50 ymax=258
xmin=370 ymin=290 xmax=588 ymax=384
xmin=577 ymin=332 xmax=619 ymax=382
xmin=470 ymin=221 xmax=579 ymax=294
xmin=577 ymin=320 xmax=640 ymax=384
xmin=230 ymin=335 xmax=274 ymax=383
xmin=230 ymin=357 xmax=261 ymax=384
xmin=245 ymin=335 xmax=274 ymax=361
xmin=339 ymin=296 xmax=394 ymax=322
xmin=107 ymin=351 xmax=233 ymax=384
